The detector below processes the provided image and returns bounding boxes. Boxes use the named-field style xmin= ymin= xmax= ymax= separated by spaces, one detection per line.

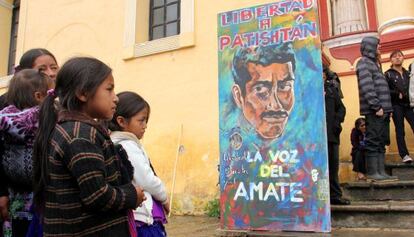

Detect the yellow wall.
xmin=0 ymin=0 xmax=13 ymax=77
xmin=376 ymin=0 xmax=414 ymax=26
xmin=12 ymin=0 xmax=414 ymax=213
xmin=14 ymin=0 xmax=281 ymax=214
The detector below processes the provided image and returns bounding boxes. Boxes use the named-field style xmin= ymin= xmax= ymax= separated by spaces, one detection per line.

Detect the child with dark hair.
xmin=32 ymin=57 xmax=145 ymax=236
xmin=110 ymin=92 xmax=169 ymax=237
xmin=0 ymin=48 xmax=58 ymax=111
xmin=0 ymin=69 xmax=51 ymax=237
xmin=351 ymin=118 xmax=367 ymax=180
xmin=0 ymin=48 xmax=58 ymax=237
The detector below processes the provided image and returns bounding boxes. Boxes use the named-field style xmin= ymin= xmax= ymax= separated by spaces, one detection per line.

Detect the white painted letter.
xmin=234 ymin=182 xmax=249 ymax=201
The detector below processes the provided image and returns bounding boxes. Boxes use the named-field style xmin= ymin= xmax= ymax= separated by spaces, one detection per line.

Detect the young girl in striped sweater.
xmin=33 ymin=57 xmax=145 ymax=237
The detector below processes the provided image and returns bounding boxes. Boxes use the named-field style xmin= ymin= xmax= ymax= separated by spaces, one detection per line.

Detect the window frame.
xmin=123 ymin=0 xmax=194 ymax=59
xmin=149 ymin=0 xmax=181 ymax=41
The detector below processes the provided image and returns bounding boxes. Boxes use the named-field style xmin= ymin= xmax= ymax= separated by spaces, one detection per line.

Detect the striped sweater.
xmin=356 ymin=36 xmax=392 ymax=115
xmin=42 ymin=111 xmax=138 ymax=237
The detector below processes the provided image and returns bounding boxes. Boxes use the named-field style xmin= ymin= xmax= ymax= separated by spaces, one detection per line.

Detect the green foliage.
xmin=204 ymin=199 xmax=220 ymax=217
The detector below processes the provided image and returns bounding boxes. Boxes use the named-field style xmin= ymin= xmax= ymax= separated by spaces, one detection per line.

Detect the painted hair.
xmin=15 ymin=48 xmax=57 ymax=73
xmin=33 ymin=57 xmax=112 ymax=209
xmin=232 ymin=43 xmax=296 ymax=95
xmin=354 ymin=117 xmax=365 ymax=130
xmin=7 ymin=69 xmax=49 ymax=110
xmin=109 ymin=91 xmax=150 ymax=131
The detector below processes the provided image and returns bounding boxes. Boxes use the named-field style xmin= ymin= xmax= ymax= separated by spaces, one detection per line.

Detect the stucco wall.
xmin=0 ymin=0 xmax=13 ymax=77
xmin=14 ymin=0 xmax=281 ymax=214
xmin=376 ymin=0 xmax=414 ymax=26
xmin=10 ymin=0 xmax=414 ymax=213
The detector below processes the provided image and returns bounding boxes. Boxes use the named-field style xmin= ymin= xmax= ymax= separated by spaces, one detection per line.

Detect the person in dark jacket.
xmin=356 ymin=36 xmax=395 ymax=181
xmin=324 ymin=71 xmax=350 ymax=205
xmin=385 ymin=49 xmax=414 ymax=163
xmin=351 ymin=118 xmax=367 ymax=180
xmin=323 ymin=64 xmax=344 ymax=99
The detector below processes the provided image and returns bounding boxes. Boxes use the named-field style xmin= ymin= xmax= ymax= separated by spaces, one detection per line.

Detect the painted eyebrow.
xmin=252 ymin=80 xmax=272 ymax=88
xmin=280 ymin=73 xmax=294 ymax=81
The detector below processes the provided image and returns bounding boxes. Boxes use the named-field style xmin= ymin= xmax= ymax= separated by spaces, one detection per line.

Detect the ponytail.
xmin=32 ymin=57 xmax=112 ymax=210
xmin=33 ymin=93 xmax=58 ymax=210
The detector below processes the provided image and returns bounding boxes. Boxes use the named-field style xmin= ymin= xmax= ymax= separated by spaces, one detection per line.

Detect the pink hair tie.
xmin=47 ymin=89 xmax=56 ymax=97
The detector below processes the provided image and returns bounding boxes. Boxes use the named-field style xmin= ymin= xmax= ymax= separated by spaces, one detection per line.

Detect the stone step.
xmin=341 ymin=180 xmax=414 ymax=201
xmin=385 ymin=162 xmax=414 ymax=181
xmin=385 ymin=153 xmax=402 ymax=163
xmin=331 ymin=200 xmax=414 ymax=229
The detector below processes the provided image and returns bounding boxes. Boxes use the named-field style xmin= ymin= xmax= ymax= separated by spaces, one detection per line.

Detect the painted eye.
xmin=278 ymin=81 xmax=292 ymax=92
xmin=253 ymin=85 xmax=269 ymax=94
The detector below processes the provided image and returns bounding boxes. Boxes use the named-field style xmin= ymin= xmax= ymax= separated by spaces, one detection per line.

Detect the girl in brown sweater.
xmin=33 ymin=57 xmax=145 ymax=237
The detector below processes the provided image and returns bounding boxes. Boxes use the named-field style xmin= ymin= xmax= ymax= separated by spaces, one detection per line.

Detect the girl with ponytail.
xmin=32 ymin=57 xmax=145 ymax=236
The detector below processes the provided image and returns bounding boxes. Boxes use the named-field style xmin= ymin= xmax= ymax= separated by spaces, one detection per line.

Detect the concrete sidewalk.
xmin=165 ymin=215 xmax=414 ymax=237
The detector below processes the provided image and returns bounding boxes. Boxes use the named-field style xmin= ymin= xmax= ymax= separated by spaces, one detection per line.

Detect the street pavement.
xmin=166 ymin=215 xmax=414 ymax=237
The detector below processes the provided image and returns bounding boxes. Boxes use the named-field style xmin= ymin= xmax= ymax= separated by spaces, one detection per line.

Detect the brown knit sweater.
xmin=42 ymin=111 xmax=138 ymax=237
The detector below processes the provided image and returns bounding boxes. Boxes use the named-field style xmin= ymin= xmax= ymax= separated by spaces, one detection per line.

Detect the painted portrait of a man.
xmin=231 ymin=43 xmax=296 ymax=140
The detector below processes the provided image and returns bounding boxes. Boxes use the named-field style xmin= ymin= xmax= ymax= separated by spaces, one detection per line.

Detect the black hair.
xmin=354 ymin=117 xmax=365 ymax=130
xmin=109 ymin=91 xmax=150 ymax=131
xmin=389 ymin=49 xmax=403 ymax=59
xmin=232 ymin=43 xmax=296 ymax=95
xmin=15 ymin=48 xmax=57 ymax=73
xmin=322 ymin=64 xmax=329 ymax=73
xmin=33 ymin=57 xmax=112 ymax=210
xmin=7 ymin=69 xmax=49 ymax=110
xmin=323 ymin=66 xmax=339 ymax=81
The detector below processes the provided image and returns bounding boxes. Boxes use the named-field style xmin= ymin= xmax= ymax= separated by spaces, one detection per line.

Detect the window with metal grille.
xmin=149 ymin=0 xmax=180 ymax=40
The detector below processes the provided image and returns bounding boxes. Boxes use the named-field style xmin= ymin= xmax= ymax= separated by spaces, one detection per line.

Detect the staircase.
xmin=332 ymin=159 xmax=414 ymax=229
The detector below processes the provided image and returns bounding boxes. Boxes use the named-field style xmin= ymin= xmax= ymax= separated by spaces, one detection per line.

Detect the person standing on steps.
xmin=356 ymin=36 xmax=397 ymax=181
xmin=324 ymin=69 xmax=350 ymax=205
xmin=385 ymin=50 xmax=414 ymax=164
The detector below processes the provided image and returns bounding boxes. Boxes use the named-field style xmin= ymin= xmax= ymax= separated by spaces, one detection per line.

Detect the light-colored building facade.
xmin=0 ymin=0 xmax=13 ymax=86
xmin=0 ymin=0 xmax=413 ymax=213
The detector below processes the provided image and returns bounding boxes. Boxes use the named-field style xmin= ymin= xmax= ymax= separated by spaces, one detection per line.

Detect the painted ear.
xmin=232 ymin=84 xmax=243 ymax=108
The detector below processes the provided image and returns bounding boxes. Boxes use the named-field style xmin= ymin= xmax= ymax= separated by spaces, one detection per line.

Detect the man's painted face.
xmin=235 ymin=62 xmax=295 ymax=140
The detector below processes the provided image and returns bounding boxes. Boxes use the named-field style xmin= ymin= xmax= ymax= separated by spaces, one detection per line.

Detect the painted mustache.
xmin=260 ymin=110 xmax=288 ymax=119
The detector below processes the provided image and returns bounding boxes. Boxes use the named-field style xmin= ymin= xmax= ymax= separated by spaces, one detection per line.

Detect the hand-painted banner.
xmin=218 ymin=0 xmax=330 ymax=233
